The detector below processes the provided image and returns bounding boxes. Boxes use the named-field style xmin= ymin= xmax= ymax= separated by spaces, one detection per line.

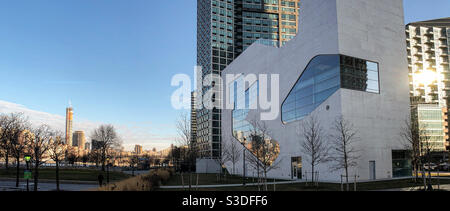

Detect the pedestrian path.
xmin=159 ymin=180 xmax=305 ymax=189
xmin=159 ymin=176 xmax=450 ymax=190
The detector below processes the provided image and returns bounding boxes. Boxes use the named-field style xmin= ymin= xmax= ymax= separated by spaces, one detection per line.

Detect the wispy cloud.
xmin=0 ymin=100 xmax=175 ymax=151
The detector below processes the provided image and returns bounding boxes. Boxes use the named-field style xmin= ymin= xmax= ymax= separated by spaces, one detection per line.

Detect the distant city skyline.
xmin=0 ymin=0 xmax=448 ymax=151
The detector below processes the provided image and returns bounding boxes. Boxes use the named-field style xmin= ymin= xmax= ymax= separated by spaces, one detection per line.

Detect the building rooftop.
xmin=407 ymin=17 xmax=450 ymax=27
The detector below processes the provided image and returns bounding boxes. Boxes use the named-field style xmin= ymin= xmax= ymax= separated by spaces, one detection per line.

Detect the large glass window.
xmin=281 ymin=55 xmax=380 ymax=124
xmin=231 ymin=78 xmax=280 ymax=165
xmin=282 ymin=55 xmax=341 ymax=123
xmin=392 ymin=150 xmax=412 ymax=178
xmin=340 ymin=55 xmax=380 ymax=93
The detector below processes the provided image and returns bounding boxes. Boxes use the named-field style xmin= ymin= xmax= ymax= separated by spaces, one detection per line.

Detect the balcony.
xmin=425 ymin=56 xmax=435 ymax=62
xmin=424 ymin=37 xmax=434 ymax=44
xmin=443 ymin=74 xmax=450 ymax=81
xmin=425 ymin=28 xmax=434 ymax=36
xmin=424 ymin=48 xmax=435 ymax=53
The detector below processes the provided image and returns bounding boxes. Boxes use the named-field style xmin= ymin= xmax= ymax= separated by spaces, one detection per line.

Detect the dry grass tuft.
xmin=97 ymin=168 xmax=174 ymax=191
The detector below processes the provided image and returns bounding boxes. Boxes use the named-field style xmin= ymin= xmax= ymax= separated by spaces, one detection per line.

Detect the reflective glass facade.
xmin=231 ymin=78 xmax=280 ymax=164
xmin=416 ymin=104 xmax=446 ymax=151
xmin=196 ymin=0 xmax=299 ymax=158
xmin=282 ymin=55 xmax=380 ymax=123
xmin=392 ymin=150 xmax=413 ymax=178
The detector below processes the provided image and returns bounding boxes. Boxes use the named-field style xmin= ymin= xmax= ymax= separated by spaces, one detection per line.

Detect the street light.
xmin=106 ymin=158 xmax=110 ymax=184
xmin=24 ymin=155 xmax=32 ymax=191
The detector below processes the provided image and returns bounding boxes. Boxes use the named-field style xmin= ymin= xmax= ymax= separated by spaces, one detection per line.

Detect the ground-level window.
xmin=392 ymin=150 xmax=413 ymax=178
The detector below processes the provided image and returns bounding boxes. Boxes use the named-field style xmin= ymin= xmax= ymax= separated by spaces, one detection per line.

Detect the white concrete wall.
xmin=336 ymin=0 xmax=410 ymax=180
xmin=221 ymin=0 xmax=410 ymax=182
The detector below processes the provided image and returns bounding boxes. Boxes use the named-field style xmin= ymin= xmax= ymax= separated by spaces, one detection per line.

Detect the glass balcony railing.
xmin=255 ymin=39 xmax=280 ymax=48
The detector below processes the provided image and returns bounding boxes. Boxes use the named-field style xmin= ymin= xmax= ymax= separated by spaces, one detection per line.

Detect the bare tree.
xmin=399 ymin=113 xmax=422 ymax=183
xmin=329 ymin=117 xmax=360 ymax=191
xmin=90 ymin=125 xmax=122 ymax=171
xmin=217 ymin=139 xmax=231 ymax=181
xmin=0 ymin=113 xmax=13 ymax=169
xmin=401 ymin=106 xmax=439 ymax=190
xmin=227 ymin=136 xmax=241 ymax=175
xmin=89 ymin=148 xmax=102 ymax=168
xmin=6 ymin=113 xmax=31 ymax=187
xmin=299 ymin=115 xmax=330 ymax=184
xmin=175 ymin=113 xmax=197 ymax=189
xmin=129 ymin=155 xmax=140 ymax=176
xmin=48 ymin=131 xmax=66 ymax=191
xmin=420 ymin=125 xmax=437 ymax=190
xmin=29 ymin=124 xmax=53 ymax=191
xmin=247 ymin=119 xmax=281 ymax=191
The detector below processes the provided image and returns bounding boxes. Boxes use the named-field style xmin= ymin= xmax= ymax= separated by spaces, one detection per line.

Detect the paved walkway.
xmin=159 ymin=180 xmax=305 ymax=189
xmin=0 ymin=179 xmax=98 ymax=191
xmin=160 ymin=176 xmax=450 ymax=190
xmin=381 ymin=184 xmax=450 ymax=191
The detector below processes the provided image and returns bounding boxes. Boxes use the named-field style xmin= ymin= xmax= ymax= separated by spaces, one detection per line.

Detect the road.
xmin=0 ymin=179 xmax=99 ymax=191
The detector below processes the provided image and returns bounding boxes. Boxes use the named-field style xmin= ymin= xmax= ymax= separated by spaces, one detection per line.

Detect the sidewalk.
xmin=159 ymin=176 xmax=450 ymax=190
xmin=0 ymin=177 xmax=98 ymax=184
xmin=381 ymin=184 xmax=450 ymax=191
xmin=159 ymin=180 xmax=305 ymax=189
xmin=0 ymin=179 xmax=98 ymax=191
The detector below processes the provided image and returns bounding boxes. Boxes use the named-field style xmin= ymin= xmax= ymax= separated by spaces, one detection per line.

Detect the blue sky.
xmin=0 ymin=0 xmax=448 ymax=150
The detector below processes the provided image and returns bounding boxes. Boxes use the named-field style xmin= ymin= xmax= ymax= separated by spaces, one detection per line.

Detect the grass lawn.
xmin=159 ymin=178 xmax=450 ymax=191
xmin=0 ymin=168 xmax=131 ymax=182
xmin=163 ymin=173 xmax=287 ymax=186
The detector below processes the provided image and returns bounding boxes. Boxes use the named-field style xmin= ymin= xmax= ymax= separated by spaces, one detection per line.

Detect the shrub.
xmin=97 ymin=169 xmax=173 ymax=191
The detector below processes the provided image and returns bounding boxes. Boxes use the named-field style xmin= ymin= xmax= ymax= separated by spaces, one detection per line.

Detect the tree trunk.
xmin=5 ymin=150 xmax=9 ymax=169
xmin=56 ymin=160 xmax=60 ymax=191
xmin=414 ymin=160 xmax=419 ymax=183
xmin=232 ymin=163 xmax=235 ymax=175
xmin=257 ymin=165 xmax=260 ymax=191
xmin=34 ymin=161 xmax=39 ymax=191
xmin=264 ymin=171 xmax=268 ymax=191
xmin=15 ymin=157 xmax=20 ymax=187
xmin=101 ymin=159 xmax=105 ymax=172
xmin=345 ymin=166 xmax=349 ymax=191
xmin=311 ymin=164 xmax=315 ymax=184
xmin=422 ymin=168 xmax=426 ymax=190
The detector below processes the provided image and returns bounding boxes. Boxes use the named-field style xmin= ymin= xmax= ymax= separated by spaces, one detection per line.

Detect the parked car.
xmin=423 ymin=163 xmax=438 ymax=171
xmin=438 ymin=163 xmax=450 ymax=171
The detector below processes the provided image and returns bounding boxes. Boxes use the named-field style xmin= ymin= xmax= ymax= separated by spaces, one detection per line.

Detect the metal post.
xmin=26 ymin=161 xmax=29 ymax=192
xmin=243 ymin=149 xmax=246 ymax=186
xmin=107 ymin=163 xmax=110 ymax=184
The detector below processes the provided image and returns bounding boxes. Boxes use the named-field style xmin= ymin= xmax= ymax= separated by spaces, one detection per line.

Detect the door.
xmin=369 ymin=161 xmax=376 ymax=180
xmin=291 ymin=157 xmax=302 ymax=180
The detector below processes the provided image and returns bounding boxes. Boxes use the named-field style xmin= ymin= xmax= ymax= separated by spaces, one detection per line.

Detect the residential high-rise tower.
xmin=406 ymin=18 xmax=450 ymax=151
xmin=65 ymin=106 xmax=73 ymax=146
xmin=196 ymin=0 xmax=300 ymax=158
xmin=72 ymin=131 xmax=86 ymax=150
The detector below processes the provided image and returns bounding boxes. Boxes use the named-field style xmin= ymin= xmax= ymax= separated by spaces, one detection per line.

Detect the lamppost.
xmin=106 ymin=158 xmax=110 ymax=184
xmin=24 ymin=155 xmax=31 ymax=192
xmin=242 ymin=138 xmax=247 ymax=186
